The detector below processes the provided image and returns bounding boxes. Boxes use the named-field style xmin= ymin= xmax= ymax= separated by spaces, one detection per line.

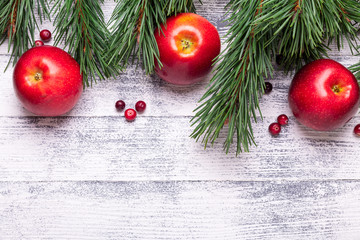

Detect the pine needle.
xmin=191 ymin=0 xmax=360 ymax=155
xmin=0 ymin=0 xmax=49 ymax=70
xmin=52 ymin=0 xmax=118 ymax=87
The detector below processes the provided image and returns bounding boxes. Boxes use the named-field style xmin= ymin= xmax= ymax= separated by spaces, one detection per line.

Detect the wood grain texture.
xmin=1 ymin=115 xmax=360 ymax=181
xmin=1 ymin=181 xmax=360 ymax=240
xmin=1 ymin=0 xmax=360 ymax=239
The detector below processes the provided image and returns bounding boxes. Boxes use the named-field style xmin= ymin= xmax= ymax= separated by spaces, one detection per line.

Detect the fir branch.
xmin=332 ymin=0 xmax=360 ymax=52
xmin=350 ymin=53 xmax=360 ymax=84
xmin=52 ymin=0 xmax=117 ymax=87
xmin=271 ymin=0 xmax=360 ymax=70
xmin=166 ymin=0 xmax=201 ymax=15
xmin=0 ymin=0 xmax=49 ymax=69
xmin=191 ymin=0 xmax=360 ymax=155
xmin=344 ymin=1 xmax=360 ymax=83
xmin=106 ymin=0 xmax=201 ymax=75
xmin=191 ymin=0 xmax=274 ymax=154
xmin=276 ymin=0 xmax=329 ymax=70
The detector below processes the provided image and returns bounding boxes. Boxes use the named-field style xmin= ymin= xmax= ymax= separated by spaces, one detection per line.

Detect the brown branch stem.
xmin=7 ymin=0 xmax=18 ymax=38
xmin=292 ymin=0 xmax=302 ymax=21
xmin=224 ymin=0 xmax=263 ymax=126
xmin=75 ymin=0 xmax=92 ymax=58
xmin=294 ymin=0 xmax=301 ymax=12
xmin=234 ymin=0 xmax=263 ymax=94
xmin=339 ymin=5 xmax=350 ymax=23
xmin=136 ymin=0 xmax=146 ymax=42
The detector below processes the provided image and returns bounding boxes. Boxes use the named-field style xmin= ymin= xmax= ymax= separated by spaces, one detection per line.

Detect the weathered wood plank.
xmin=1 ymin=0 xmax=360 ymax=239
xmin=1 ymin=115 xmax=359 ymax=181
xmin=1 ymin=181 xmax=360 ymax=240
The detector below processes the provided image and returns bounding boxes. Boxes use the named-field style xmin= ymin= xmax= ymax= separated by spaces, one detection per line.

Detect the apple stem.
xmin=181 ymin=39 xmax=192 ymax=50
xmin=332 ymin=85 xmax=341 ymax=94
xmin=34 ymin=73 xmax=41 ymax=81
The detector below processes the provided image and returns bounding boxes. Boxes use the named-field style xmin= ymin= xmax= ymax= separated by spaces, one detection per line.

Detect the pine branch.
xmin=106 ymin=0 xmax=201 ymax=75
xmin=332 ymin=0 xmax=360 ymax=52
xmin=191 ymin=0 xmax=360 ymax=155
xmin=191 ymin=0 xmax=273 ymax=154
xmin=275 ymin=0 xmax=329 ymax=70
xmin=258 ymin=0 xmax=360 ymax=70
xmin=52 ymin=0 xmax=118 ymax=87
xmin=166 ymin=0 xmax=200 ymax=15
xmin=345 ymin=1 xmax=360 ymax=83
xmin=0 ymin=0 xmax=49 ymax=69
xmin=349 ymin=55 xmax=360 ymax=85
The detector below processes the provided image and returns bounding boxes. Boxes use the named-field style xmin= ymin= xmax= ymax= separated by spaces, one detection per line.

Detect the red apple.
xmin=13 ymin=46 xmax=83 ymax=116
xmin=154 ymin=13 xmax=221 ymax=85
xmin=288 ymin=59 xmax=360 ymax=131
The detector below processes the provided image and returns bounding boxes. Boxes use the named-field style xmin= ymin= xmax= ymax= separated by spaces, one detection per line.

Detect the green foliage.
xmin=106 ymin=0 xmax=201 ymax=75
xmin=349 ymin=60 xmax=360 ymax=86
xmin=0 ymin=0 xmax=49 ymax=69
xmin=191 ymin=0 xmax=360 ymax=155
xmin=52 ymin=0 xmax=118 ymax=87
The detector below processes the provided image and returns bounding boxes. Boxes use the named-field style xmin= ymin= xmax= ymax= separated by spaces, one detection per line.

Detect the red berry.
xmin=115 ymin=100 xmax=126 ymax=111
xmin=35 ymin=40 xmax=44 ymax=47
xmin=277 ymin=114 xmax=289 ymax=125
xmin=269 ymin=122 xmax=281 ymax=135
xmin=354 ymin=124 xmax=360 ymax=136
xmin=40 ymin=29 xmax=52 ymax=42
xmin=264 ymin=82 xmax=273 ymax=94
xmin=125 ymin=108 xmax=137 ymax=121
xmin=135 ymin=100 xmax=146 ymax=112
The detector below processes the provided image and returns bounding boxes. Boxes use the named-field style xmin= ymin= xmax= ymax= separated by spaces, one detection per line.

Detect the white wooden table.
xmin=1 ymin=1 xmax=360 ymax=239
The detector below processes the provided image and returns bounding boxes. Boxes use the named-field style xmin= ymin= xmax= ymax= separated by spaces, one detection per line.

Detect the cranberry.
xmin=125 ymin=108 xmax=137 ymax=121
xmin=115 ymin=100 xmax=126 ymax=111
xmin=40 ymin=29 xmax=52 ymax=42
xmin=354 ymin=124 xmax=360 ymax=136
xmin=277 ymin=114 xmax=289 ymax=125
xmin=269 ymin=122 xmax=281 ymax=135
xmin=35 ymin=40 xmax=44 ymax=47
xmin=264 ymin=82 xmax=273 ymax=94
xmin=135 ymin=100 xmax=146 ymax=112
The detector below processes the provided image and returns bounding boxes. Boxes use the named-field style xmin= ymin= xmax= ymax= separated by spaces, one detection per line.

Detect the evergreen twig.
xmin=270 ymin=0 xmax=360 ymax=70
xmin=52 ymin=0 xmax=118 ymax=87
xmin=0 ymin=0 xmax=49 ymax=70
xmin=191 ymin=0 xmax=360 ymax=155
